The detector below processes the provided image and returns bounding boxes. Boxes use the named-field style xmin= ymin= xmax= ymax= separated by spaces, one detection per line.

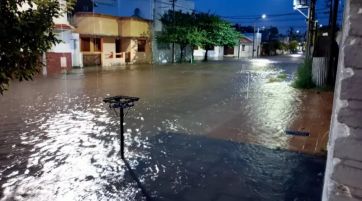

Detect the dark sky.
xmin=194 ymin=0 xmax=344 ymax=34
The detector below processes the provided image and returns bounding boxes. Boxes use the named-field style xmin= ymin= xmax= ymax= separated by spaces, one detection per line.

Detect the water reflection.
xmin=0 ymin=56 xmax=328 ymax=200
xmin=1 ymin=100 xmax=153 ymax=200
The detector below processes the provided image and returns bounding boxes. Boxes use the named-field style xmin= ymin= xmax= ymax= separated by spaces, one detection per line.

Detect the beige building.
xmin=72 ymin=12 xmax=152 ymax=66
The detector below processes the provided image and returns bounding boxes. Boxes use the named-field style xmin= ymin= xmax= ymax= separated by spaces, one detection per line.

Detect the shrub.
xmin=268 ymin=72 xmax=288 ymax=83
xmin=293 ymin=59 xmax=315 ymax=89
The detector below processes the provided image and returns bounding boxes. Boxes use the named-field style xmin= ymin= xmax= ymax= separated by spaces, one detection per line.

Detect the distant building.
xmin=224 ymin=35 xmax=254 ymax=58
xmin=245 ymin=32 xmax=262 ymax=58
xmin=194 ymin=32 xmax=262 ymax=60
xmin=74 ymin=0 xmax=195 ymax=64
xmin=75 ymin=0 xmax=195 ymax=64
xmin=72 ymin=12 xmax=152 ymax=66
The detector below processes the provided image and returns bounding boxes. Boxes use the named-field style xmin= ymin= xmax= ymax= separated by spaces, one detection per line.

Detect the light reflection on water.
xmin=0 ymin=57 xmax=327 ymax=200
xmin=1 ymin=101 xmax=153 ymax=200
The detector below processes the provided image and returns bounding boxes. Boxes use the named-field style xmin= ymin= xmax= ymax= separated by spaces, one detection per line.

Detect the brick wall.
xmin=323 ymin=0 xmax=362 ymax=200
xmin=46 ymin=52 xmax=72 ymax=74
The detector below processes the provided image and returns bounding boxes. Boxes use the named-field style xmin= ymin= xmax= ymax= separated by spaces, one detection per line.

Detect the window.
xmin=81 ymin=37 xmax=90 ymax=52
xmin=137 ymin=39 xmax=146 ymax=52
xmin=93 ymin=38 xmax=102 ymax=52
xmin=242 ymin=45 xmax=246 ymax=51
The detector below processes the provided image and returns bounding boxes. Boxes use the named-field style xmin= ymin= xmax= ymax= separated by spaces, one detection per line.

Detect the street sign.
xmin=293 ymin=0 xmax=309 ymax=10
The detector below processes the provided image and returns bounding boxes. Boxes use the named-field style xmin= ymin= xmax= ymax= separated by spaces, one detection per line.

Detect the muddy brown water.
xmin=0 ymin=55 xmax=331 ymax=200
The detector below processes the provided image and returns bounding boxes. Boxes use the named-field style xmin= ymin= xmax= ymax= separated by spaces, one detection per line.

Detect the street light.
xmin=252 ymin=14 xmax=267 ymax=58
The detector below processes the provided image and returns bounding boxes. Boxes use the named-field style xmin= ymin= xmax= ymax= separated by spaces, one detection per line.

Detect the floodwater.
xmin=0 ymin=55 xmax=331 ymax=200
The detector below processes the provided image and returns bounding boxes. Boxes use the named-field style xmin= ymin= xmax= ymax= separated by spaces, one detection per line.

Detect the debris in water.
xmin=285 ymin=130 xmax=310 ymax=137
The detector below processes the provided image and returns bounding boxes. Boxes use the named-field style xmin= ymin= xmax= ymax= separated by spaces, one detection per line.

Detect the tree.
xmin=157 ymin=11 xmax=205 ymax=62
xmin=0 ymin=0 xmax=74 ymax=94
xmin=196 ymin=13 xmax=240 ymax=61
xmin=157 ymin=11 xmax=239 ymax=62
xmin=287 ymin=27 xmax=301 ymax=41
xmin=288 ymin=40 xmax=299 ymax=53
xmin=260 ymin=26 xmax=279 ymax=42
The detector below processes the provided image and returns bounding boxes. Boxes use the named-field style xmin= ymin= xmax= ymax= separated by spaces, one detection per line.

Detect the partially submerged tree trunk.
xmin=180 ymin=44 xmax=186 ymax=63
xmin=191 ymin=46 xmax=195 ymax=63
xmin=204 ymin=49 xmax=209 ymax=61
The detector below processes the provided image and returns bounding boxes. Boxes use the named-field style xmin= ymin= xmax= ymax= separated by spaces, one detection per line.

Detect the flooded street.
xmin=0 ymin=55 xmax=331 ymax=200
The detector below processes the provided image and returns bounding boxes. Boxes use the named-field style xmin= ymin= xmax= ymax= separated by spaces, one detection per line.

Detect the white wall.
xmin=252 ymin=33 xmax=262 ymax=57
xmin=236 ymin=43 xmax=253 ymax=58
xmin=53 ymin=0 xmax=68 ymax=25
xmin=193 ymin=46 xmax=224 ymax=60
xmin=50 ymin=30 xmax=82 ymax=67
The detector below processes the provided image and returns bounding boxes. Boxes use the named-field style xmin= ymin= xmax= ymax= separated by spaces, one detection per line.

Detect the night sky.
xmin=193 ymin=0 xmax=344 ymax=34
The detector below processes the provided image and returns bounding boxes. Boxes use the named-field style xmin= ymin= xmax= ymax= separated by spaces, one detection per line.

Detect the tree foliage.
xmin=157 ymin=10 xmax=205 ymax=61
xmin=260 ymin=26 xmax=279 ymax=41
xmin=0 ymin=0 xmax=74 ymax=94
xmin=157 ymin=11 xmax=240 ymax=62
xmin=196 ymin=13 xmax=240 ymax=61
xmin=288 ymin=40 xmax=299 ymax=53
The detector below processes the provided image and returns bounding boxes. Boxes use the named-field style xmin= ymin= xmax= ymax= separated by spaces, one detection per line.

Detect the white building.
xmin=242 ymin=33 xmax=262 ymax=58
xmin=224 ymin=34 xmax=261 ymax=59
xmin=45 ymin=0 xmax=82 ymax=74
xmin=194 ymin=33 xmax=262 ymax=61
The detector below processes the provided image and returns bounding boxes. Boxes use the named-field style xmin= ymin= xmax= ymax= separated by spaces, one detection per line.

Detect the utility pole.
xmin=306 ymin=0 xmax=316 ymax=59
xmin=252 ymin=25 xmax=256 ymax=58
xmin=170 ymin=0 xmax=176 ymax=63
xmin=252 ymin=14 xmax=266 ymax=58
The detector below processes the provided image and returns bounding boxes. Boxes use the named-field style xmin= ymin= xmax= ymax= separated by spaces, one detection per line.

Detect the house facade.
xmin=246 ymin=32 xmax=262 ymax=58
xmin=224 ymin=35 xmax=254 ymax=58
xmin=72 ymin=12 xmax=152 ymax=66
xmin=196 ymin=33 xmax=262 ymax=60
xmin=45 ymin=0 xmax=82 ymax=74
xmin=76 ymin=0 xmax=195 ymax=64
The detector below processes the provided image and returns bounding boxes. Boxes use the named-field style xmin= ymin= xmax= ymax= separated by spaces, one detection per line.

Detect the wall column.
xmin=323 ymin=0 xmax=362 ymax=200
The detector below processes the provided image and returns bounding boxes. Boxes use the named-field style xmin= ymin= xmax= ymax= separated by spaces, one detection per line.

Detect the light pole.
xmin=252 ymin=14 xmax=267 ymax=58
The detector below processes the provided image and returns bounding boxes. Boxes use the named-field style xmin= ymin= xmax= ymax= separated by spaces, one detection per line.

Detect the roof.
xmin=240 ymin=36 xmax=253 ymax=43
xmin=54 ymin=24 xmax=74 ymax=30
xmin=74 ymin=12 xmax=153 ymax=23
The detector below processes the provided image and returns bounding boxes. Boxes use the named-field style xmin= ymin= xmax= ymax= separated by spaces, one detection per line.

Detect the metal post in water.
xmin=103 ymin=96 xmax=152 ymax=201
xmin=120 ymin=107 xmax=125 ymax=159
